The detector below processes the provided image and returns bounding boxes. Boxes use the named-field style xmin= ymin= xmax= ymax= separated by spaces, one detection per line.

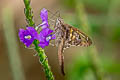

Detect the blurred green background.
xmin=0 ymin=0 xmax=120 ymax=80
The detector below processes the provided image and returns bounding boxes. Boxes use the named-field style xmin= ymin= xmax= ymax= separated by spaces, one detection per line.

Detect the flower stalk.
xmin=23 ymin=0 xmax=54 ymax=80
xmin=23 ymin=0 xmax=35 ymax=26
xmin=33 ymin=40 xmax=54 ymax=80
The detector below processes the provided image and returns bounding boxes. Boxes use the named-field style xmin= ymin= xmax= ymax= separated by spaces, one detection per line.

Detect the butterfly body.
xmin=54 ymin=18 xmax=92 ymax=75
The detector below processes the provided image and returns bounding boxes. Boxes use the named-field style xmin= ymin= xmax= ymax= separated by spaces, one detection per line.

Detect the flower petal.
xmin=40 ymin=8 xmax=48 ymax=22
xmin=27 ymin=27 xmax=38 ymax=39
xmin=24 ymin=39 xmax=34 ymax=47
xmin=19 ymin=29 xmax=25 ymax=42
xmin=39 ymin=21 xmax=49 ymax=29
xmin=40 ymin=28 xmax=53 ymax=37
xmin=38 ymin=28 xmax=54 ymax=48
xmin=51 ymin=34 xmax=56 ymax=39
xmin=38 ymin=33 xmax=45 ymax=42
xmin=38 ymin=41 xmax=49 ymax=48
xmin=40 ymin=8 xmax=50 ymax=29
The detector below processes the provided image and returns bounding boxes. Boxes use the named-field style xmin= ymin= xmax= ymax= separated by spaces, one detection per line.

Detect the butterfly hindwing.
xmin=61 ymin=23 xmax=92 ymax=51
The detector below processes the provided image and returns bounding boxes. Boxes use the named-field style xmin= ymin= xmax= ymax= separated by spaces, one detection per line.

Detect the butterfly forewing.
xmin=55 ymin=19 xmax=92 ymax=49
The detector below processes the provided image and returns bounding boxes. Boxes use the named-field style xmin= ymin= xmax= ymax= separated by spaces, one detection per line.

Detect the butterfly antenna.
xmin=47 ymin=9 xmax=61 ymax=19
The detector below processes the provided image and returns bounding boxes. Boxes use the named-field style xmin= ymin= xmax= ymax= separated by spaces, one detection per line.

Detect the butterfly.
xmin=53 ymin=17 xmax=92 ymax=75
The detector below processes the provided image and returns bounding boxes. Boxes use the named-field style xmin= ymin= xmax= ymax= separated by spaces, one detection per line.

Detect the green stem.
xmin=23 ymin=0 xmax=54 ymax=80
xmin=23 ymin=0 xmax=35 ymax=26
xmin=33 ymin=40 xmax=54 ymax=80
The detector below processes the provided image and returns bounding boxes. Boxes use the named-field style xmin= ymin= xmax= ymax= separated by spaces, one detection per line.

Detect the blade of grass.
xmin=74 ymin=0 xmax=104 ymax=80
xmin=106 ymin=0 xmax=120 ymax=27
xmin=2 ymin=7 xmax=26 ymax=80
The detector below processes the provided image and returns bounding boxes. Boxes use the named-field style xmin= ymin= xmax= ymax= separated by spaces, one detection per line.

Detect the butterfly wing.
xmin=54 ymin=18 xmax=92 ymax=75
xmin=63 ymin=25 xmax=92 ymax=50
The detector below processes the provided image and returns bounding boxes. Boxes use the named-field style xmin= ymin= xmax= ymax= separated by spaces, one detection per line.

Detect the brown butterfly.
xmin=53 ymin=17 xmax=92 ymax=75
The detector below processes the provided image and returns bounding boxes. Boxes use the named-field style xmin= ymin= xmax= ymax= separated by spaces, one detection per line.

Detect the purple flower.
xmin=19 ymin=27 xmax=38 ymax=47
xmin=18 ymin=8 xmax=56 ymax=48
xmin=40 ymin=8 xmax=49 ymax=29
xmin=38 ymin=28 xmax=55 ymax=48
xmin=37 ymin=8 xmax=56 ymax=48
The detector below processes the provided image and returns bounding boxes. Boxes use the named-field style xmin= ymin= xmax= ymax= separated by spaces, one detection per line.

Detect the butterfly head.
xmin=55 ymin=18 xmax=64 ymax=26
